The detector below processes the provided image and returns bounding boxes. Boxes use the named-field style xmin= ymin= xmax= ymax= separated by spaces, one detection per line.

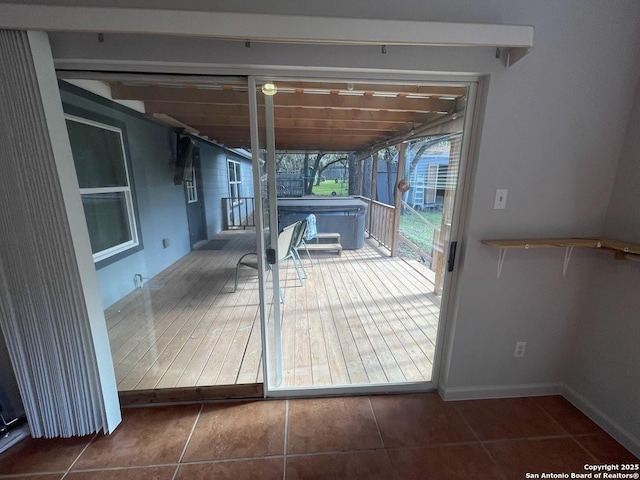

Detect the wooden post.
xmin=369 ymin=151 xmax=378 ymax=238
xmin=390 ymin=143 xmax=406 ymax=257
xmin=370 ymin=151 xmax=378 ymax=202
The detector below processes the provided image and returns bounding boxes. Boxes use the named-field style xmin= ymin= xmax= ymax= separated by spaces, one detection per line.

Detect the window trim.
xmin=185 ymin=165 xmax=198 ymax=203
xmin=227 ymin=158 xmax=242 ymax=205
xmin=63 ymin=105 xmax=143 ymax=269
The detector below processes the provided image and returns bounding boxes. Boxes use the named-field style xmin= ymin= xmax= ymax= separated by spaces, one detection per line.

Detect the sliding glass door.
xmin=249 ymin=76 xmax=477 ymax=396
xmin=249 ymin=78 xmax=284 ymax=390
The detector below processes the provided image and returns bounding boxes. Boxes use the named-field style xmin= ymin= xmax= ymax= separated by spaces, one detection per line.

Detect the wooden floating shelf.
xmin=481 ymin=237 xmax=640 ymax=278
xmin=482 ymin=237 xmax=640 ymax=255
xmin=482 ymin=238 xmax=602 ymax=249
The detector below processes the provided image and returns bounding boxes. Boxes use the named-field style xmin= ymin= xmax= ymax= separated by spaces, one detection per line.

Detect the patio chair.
xmin=232 ymin=221 xmax=303 ymax=297
xmin=279 ymin=221 xmax=306 ymax=286
xmin=291 ymin=219 xmax=311 ymax=276
xmin=295 ymin=214 xmax=315 ymax=267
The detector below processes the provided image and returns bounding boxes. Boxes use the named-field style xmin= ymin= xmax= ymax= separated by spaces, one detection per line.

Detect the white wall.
xmin=564 ymin=79 xmax=640 ymax=453
xmin=10 ymin=0 xmax=640 ymax=444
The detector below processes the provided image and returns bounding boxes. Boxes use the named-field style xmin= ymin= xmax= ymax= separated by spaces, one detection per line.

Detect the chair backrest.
xmin=293 ymin=219 xmax=308 ymax=248
xmin=278 ymin=222 xmax=299 ymax=262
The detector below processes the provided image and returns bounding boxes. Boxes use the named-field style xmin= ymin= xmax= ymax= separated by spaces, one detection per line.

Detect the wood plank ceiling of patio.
xmin=107 ymin=80 xmax=466 ymax=152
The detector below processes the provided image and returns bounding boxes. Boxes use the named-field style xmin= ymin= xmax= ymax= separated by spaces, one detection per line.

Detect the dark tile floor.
xmin=0 ymin=394 xmax=637 ymax=479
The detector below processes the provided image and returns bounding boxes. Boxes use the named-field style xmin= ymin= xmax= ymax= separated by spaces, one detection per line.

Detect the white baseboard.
xmin=562 ymin=384 xmax=640 ymax=459
xmin=438 ymin=382 xmax=640 ymax=458
xmin=439 ymin=382 xmax=563 ymax=401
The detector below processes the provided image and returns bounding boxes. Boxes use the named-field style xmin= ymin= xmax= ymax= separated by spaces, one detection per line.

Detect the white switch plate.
xmin=494 ymin=189 xmax=508 ymax=209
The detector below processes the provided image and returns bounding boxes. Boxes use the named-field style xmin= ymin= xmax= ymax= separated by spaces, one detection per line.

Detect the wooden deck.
xmin=105 ymin=228 xmax=439 ymax=391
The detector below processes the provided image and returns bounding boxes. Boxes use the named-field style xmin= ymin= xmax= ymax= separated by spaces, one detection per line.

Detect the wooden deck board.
xmin=105 ymin=229 xmax=440 ymax=392
xmin=313 ymin=263 xmax=351 ymax=385
xmin=316 ymin=256 xmax=369 ymax=385
xmin=351 ymin=248 xmax=434 ymax=379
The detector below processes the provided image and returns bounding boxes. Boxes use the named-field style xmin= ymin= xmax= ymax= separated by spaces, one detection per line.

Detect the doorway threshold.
xmin=119 ymin=384 xmax=263 ymax=406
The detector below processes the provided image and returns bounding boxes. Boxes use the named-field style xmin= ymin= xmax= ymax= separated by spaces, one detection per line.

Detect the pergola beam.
xmin=171 ymin=115 xmax=411 ymax=132
xmin=144 ymin=102 xmax=434 ymax=123
xmin=111 ymin=84 xmax=455 ymax=113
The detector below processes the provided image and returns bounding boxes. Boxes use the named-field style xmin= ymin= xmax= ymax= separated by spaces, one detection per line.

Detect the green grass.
xmin=399 ymin=210 xmax=443 ymax=256
xmin=309 ymin=181 xmax=441 ymax=262
xmin=311 ymin=180 xmax=349 ymax=196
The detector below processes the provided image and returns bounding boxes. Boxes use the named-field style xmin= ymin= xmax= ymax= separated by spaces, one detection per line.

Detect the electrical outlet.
xmin=494 ymin=189 xmax=508 ymax=209
xmin=514 ymin=341 xmax=526 ymax=357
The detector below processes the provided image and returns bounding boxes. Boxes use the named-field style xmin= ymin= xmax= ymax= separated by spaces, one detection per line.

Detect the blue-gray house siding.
xmin=376 ymin=153 xmax=449 ymax=208
xmin=60 ymin=82 xmax=252 ymax=308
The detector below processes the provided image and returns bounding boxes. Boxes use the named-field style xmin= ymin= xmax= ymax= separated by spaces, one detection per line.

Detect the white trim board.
xmin=562 ymin=384 xmax=640 ymax=459
xmin=267 ymin=382 xmax=436 ymax=399
xmin=0 ymin=4 xmax=533 ymax=66
xmin=439 ymin=382 xmax=564 ymax=401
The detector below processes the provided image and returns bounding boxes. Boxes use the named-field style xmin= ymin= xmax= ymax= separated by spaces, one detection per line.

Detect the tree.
xmin=362 ymin=156 xmax=372 ymax=199
xmin=315 ymin=155 xmax=347 ymax=185
xmin=274 ymin=151 xmax=351 ymax=195
xmin=406 ymin=136 xmax=451 ymax=181
xmin=379 ymin=146 xmax=397 ymax=204
xmin=348 ymin=152 xmax=359 ymax=195
xmin=304 ymin=152 xmax=325 ymax=195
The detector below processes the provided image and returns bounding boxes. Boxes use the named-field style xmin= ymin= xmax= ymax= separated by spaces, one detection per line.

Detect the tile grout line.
xmin=367 ymin=397 xmax=385 ymax=448
xmin=367 ymin=397 xmax=398 ymax=480
xmin=173 ymin=454 xmax=285 ymax=467
xmin=171 ymin=403 xmax=204 ymax=480
xmin=0 ymin=473 xmax=64 ymax=479
xmin=285 ymin=446 xmax=411 ymax=459
xmin=59 ymin=432 xmax=98 ymax=479
xmin=531 ymin=398 xmax=574 ymax=437
xmin=68 ymin=462 xmax=183 ymax=472
xmin=283 ymin=399 xmax=289 ymax=480
xmin=479 ymin=433 xmax=575 ymax=444
xmin=569 ymin=434 xmax=600 ymax=463
xmin=452 ymin=403 xmax=508 ymax=480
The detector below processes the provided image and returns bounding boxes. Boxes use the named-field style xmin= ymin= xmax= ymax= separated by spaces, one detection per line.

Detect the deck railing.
xmin=358 ymin=196 xmax=395 ymax=249
xmin=398 ymin=201 xmax=442 ymax=266
xmin=222 ymin=197 xmax=256 ymax=229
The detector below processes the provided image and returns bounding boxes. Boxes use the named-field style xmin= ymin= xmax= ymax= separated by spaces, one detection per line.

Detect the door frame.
xmin=57 ymin=67 xmax=486 ymax=400
xmin=246 ymin=73 xmax=485 ymax=398
xmin=184 ymin=149 xmax=208 ymax=249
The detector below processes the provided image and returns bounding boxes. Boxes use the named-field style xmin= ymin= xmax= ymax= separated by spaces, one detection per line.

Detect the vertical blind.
xmin=0 ymin=30 xmax=115 ymax=438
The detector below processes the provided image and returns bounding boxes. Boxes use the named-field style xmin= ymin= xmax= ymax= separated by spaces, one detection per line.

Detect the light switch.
xmin=494 ymin=189 xmax=508 ymax=209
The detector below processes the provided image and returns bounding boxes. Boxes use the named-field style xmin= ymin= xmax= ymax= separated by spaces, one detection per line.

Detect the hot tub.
xmin=278 ymin=197 xmax=368 ymax=249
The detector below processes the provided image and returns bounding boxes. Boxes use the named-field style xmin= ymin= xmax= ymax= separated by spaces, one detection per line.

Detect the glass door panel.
xmin=252 ymin=77 xmax=475 ymax=395
xmin=249 ymin=78 xmax=282 ymax=391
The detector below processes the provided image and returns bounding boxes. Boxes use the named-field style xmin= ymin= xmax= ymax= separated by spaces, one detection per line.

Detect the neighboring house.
xmin=60 ymin=81 xmax=253 ymax=308
xmin=406 ymin=153 xmax=450 ymax=210
xmin=375 ymin=152 xmax=450 ymax=209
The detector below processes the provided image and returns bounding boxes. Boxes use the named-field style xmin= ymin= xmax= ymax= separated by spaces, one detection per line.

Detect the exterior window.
xmin=65 ymin=114 xmax=139 ymax=263
xmin=186 ymin=167 xmax=198 ymax=203
xmin=228 ymin=159 xmax=242 ymax=204
xmin=424 ymin=164 xmax=439 ymax=204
